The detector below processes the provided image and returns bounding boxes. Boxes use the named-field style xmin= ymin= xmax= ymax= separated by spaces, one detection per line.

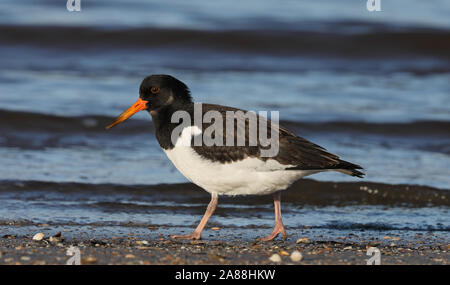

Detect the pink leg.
xmin=259 ymin=191 xmax=287 ymax=241
xmin=171 ymin=193 xmax=218 ymax=240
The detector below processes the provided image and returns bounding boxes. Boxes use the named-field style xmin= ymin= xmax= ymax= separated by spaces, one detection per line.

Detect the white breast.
xmin=163 ymin=126 xmax=317 ymax=196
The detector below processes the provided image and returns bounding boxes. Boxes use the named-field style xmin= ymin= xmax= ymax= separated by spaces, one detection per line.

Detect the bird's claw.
xmin=258 ymin=224 xmax=287 ymax=242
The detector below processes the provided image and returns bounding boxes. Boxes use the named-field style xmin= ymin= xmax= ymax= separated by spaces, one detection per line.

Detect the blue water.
xmin=0 ymin=0 xmax=448 ymax=242
xmin=1 ymin=0 xmax=450 ymax=29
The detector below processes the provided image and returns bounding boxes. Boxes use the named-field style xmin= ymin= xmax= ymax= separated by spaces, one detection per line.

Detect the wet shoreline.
xmin=1 ymin=179 xmax=448 ymax=248
xmin=1 ymin=179 xmax=448 ymax=207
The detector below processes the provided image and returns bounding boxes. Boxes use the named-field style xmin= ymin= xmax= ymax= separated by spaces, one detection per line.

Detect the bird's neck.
xmin=149 ymin=101 xmax=195 ymax=150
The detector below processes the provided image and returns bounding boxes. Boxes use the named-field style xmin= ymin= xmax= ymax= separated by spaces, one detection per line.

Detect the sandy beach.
xmin=1 ymin=232 xmax=448 ymax=265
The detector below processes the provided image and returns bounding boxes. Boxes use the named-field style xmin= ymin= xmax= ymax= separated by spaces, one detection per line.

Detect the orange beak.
xmin=106 ymin=98 xmax=148 ymax=129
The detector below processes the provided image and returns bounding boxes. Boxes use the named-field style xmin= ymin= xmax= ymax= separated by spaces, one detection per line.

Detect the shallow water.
xmin=0 ymin=180 xmax=448 ymax=242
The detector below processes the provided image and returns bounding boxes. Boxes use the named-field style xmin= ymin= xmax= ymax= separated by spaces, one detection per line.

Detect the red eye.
xmin=151 ymin=87 xmax=160 ymax=94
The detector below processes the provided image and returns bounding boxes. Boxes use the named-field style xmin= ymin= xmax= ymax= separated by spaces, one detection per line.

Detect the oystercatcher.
xmin=106 ymin=74 xmax=364 ymax=241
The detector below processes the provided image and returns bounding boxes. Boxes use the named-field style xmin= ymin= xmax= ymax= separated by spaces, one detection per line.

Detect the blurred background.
xmin=0 ymin=1 xmax=448 ymax=238
xmin=0 ymin=0 xmax=448 ymax=187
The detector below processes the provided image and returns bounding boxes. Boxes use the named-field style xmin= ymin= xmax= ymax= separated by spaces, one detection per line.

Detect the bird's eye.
xmin=151 ymin=87 xmax=160 ymax=94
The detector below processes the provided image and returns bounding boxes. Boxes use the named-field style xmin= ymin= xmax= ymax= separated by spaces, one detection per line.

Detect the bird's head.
xmin=106 ymin=74 xmax=192 ymax=129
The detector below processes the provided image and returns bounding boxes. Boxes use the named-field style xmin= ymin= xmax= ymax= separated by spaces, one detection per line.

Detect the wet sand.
xmin=0 ymin=234 xmax=447 ymax=265
xmin=0 ymin=178 xmax=448 ymax=265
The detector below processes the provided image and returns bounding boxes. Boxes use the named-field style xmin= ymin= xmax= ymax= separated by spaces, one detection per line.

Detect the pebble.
xmin=32 ymin=233 xmax=45 ymax=241
xmin=81 ymin=256 xmax=97 ymax=265
xmin=2 ymin=235 xmax=16 ymax=239
xmin=211 ymin=227 xmax=220 ymax=231
xmin=136 ymin=240 xmax=149 ymax=246
xmin=49 ymin=237 xmax=59 ymax=243
xmin=296 ymin=237 xmax=309 ymax=244
xmin=20 ymin=256 xmax=31 ymax=261
xmin=290 ymin=251 xmax=303 ymax=262
xmin=278 ymin=250 xmax=289 ymax=256
xmin=269 ymin=254 xmax=282 ymax=263
xmin=125 ymin=254 xmax=136 ymax=259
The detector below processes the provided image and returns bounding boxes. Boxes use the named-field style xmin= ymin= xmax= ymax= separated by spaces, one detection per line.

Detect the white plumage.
xmin=163 ymin=126 xmax=318 ymax=196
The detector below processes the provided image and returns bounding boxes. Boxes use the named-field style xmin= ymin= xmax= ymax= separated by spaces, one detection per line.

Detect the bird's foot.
xmin=258 ymin=223 xmax=287 ymax=242
xmin=170 ymin=231 xmax=202 ymax=240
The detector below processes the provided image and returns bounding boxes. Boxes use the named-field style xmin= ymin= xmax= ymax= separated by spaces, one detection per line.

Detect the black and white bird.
xmin=107 ymin=74 xmax=364 ymax=241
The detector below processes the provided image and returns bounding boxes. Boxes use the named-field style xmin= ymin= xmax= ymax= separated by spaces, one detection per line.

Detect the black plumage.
xmin=136 ymin=75 xmax=364 ymax=177
xmin=190 ymin=104 xmax=364 ymax=177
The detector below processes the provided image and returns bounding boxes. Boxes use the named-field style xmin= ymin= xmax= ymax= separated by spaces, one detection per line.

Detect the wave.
xmin=1 ymin=109 xmax=449 ymax=137
xmin=0 ymin=179 xmax=448 ymax=207
xmin=315 ymin=222 xmax=449 ymax=232
xmin=0 ymin=109 xmax=151 ymax=134
xmin=0 ymin=219 xmax=446 ymax=232
xmin=0 ymin=23 xmax=449 ymax=59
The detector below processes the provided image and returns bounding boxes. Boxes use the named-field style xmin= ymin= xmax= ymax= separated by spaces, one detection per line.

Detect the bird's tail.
xmin=333 ymin=160 xmax=365 ymax=178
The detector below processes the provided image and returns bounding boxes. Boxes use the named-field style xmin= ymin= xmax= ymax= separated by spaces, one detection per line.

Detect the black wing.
xmin=191 ymin=103 xmax=364 ymax=177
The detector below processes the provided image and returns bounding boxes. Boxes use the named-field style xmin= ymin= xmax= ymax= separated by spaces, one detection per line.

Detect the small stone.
xmin=49 ymin=237 xmax=59 ymax=243
xmin=20 ymin=256 xmax=31 ymax=261
xmin=125 ymin=254 xmax=135 ymax=259
xmin=2 ymin=235 xmax=16 ymax=239
xmin=32 ymin=233 xmax=45 ymax=241
xmin=296 ymin=237 xmax=309 ymax=244
xmin=279 ymin=250 xmax=289 ymax=256
xmin=81 ymin=256 xmax=97 ymax=265
xmin=290 ymin=251 xmax=303 ymax=262
xmin=383 ymin=236 xmax=392 ymax=239
xmin=136 ymin=240 xmax=149 ymax=246
xmin=211 ymin=227 xmax=220 ymax=231
xmin=269 ymin=254 xmax=282 ymax=263
xmin=323 ymin=245 xmax=332 ymax=251
xmin=343 ymin=246 xmax=352 ymax=250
